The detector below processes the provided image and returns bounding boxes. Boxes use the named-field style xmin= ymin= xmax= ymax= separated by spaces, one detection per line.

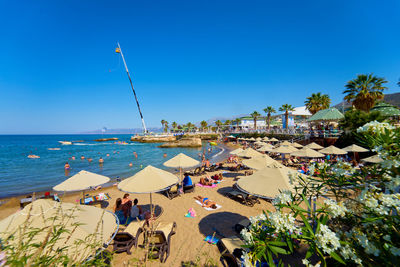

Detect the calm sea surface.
xmin=0 ymin=135 xmax=222 ymax=198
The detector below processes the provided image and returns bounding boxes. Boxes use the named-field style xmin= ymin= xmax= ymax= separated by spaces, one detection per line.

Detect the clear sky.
xmin=0 ymin=0 xmax=399 ymax=134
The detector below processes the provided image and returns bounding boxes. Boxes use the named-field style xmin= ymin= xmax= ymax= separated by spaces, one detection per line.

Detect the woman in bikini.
xmin=194 ymin=196 xmax=217 ymax=209
xmin=200 ymin=177 xmax=214 ymax=186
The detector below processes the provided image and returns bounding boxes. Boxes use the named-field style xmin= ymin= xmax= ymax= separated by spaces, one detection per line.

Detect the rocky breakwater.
xmin=159 ymin=137 xmax=202 ymax=148
xmin=131 ymin=135 xmax=176 ymax=143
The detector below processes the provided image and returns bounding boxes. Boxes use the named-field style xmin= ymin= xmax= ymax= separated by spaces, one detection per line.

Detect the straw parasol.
xmin=255 ymin=137 xmax=262 ymax=141
xmin=271 ymin=145 xmax=298 ymax=154
xmin=280 ymin=140 xmax=293 ymax=146
xmin=262 ymin=137 xmax=269 ymax=141
xmin=242 ymin=154 xmax=277 ymax=170
xmin=163 ymin=153 xmax=200 ymax=181
xmin=249 ymin=137 xmax=256 ymax=141
xmin=319 ymin=145 xmax=347 ymax=155
xmin=269 ymin=137 xmax=279 ymax=142
xmin=236 ymin=147 xmax=263 ymax=158
xmin=53 ymin=170 xmax=110 ymax=200
xmin=254 ymin=141 xmax=264 ymax=146
xmin=361 ymin=154 xmax=383 ymax=164
xmin=305 ymin=142 xmax=324 ymax=150
xmin=230 ymin=147 xmax=244 ymax=155
xmin=257 ymin=144 xmax=274 ymax=152
xmin=291 ymin=142 xmax=303 ymax=148
xmin=236 ymin=163 xmax=301 ymax=198
xmin=342 ymin=144 xmax=369 ymax=153
xmin=118 ymin=165 xmax=179 ymax=218
xmin=0 ymin=199 xmax=118 ymax=261
xmin=290 ymin=147 xmax=325 ymax=158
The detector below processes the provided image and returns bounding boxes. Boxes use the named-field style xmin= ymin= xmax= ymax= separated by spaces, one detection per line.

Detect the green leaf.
xmin=330 ymin=251 xmax=345 ymax=264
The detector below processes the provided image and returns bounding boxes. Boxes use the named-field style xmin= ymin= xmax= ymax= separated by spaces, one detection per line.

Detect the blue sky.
xmin=0 ymin=0 xmax=399 ymax=134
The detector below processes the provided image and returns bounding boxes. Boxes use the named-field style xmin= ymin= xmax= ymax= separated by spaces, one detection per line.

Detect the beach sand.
xmin=0 ymin=161 xmax=272 ymax=266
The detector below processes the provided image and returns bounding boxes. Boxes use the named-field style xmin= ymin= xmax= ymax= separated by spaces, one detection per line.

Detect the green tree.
xmin=164 ymin=121 xmax=169 ymax=132
xmin=279 ymin=104 xmax=294 ymax=130
xmin=160 ymin=119 xmax=166 ymax=132
xmin=250 ymin=111 xmax=261 ymax=130
xmin=224 ymin=120 xmax=231 ymax=131
xmin=263 ymin=106 xmax=276 ymax=130
xmin=186 ymin=122 xmax=194 ymax=132
xmin=215 ymin=120 xmax=222 ymax=132
xmin=305 ymin=92 xmax=331 ymax=114
xmin=235 ymin=118 xmax=241 ymax=130
xmin=171 ymin=121 xmax=177 ymax=132
xmin=343 ymin=73 xmax=388 ymax=112
xmin=200 ymin=120 xmax=208 ymax=132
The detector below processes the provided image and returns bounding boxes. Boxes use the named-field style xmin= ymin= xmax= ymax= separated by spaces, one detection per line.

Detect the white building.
xmin=238 ymin=116 xmax=267 ymax=129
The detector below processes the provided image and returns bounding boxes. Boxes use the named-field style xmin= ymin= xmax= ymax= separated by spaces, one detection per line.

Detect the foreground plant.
xmin=241 ymin=121 xmax=400 ymax=266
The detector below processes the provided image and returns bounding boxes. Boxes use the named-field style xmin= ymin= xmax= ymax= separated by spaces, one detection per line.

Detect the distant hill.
xmin=334 ymin=92 xmax=400 ymax=110
xmin=80 ymin=127 xmax=162 ymax=134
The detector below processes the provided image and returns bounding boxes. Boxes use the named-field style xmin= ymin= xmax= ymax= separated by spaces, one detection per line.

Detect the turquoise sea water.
xmin=0 ymin=135 xmax=222 ymax=198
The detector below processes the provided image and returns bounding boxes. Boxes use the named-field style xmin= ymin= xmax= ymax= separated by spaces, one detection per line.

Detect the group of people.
xmin=114 ymin=193 xmax=145 ymax=225
xmin=199 ymin=173 xmax=223 ymax=186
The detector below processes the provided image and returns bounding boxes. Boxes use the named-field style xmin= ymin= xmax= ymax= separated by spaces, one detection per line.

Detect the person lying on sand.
xmin=200 ymin=177 xmax=214 ymax=186
xmin=194 ymin=196 xmax=217 ymax=209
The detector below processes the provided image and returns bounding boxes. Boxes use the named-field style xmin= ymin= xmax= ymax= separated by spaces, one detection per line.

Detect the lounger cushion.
xmin=220 ymin=236 xmax=246 ymax=254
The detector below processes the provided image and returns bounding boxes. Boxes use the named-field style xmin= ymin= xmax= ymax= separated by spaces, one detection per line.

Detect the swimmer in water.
xmin=87 ymin=158 xmax=93 ymax=163
xmin=99 ymin=157 xmax=104 ymax=164
xmin=133 ymin=152 xmax=138 ymax=158
xmin=71 ymin=156 xmax=76 ymax=160
xmin=81 ymin=156 xmax=85 ymax=160
xmin=129 ymin=162 xmax=133 ymax=167
xmin=163 ymin=153 xmax=167 ymax=158
xmin=64 ymin=162 xmax=70 ymax=170
xmin=106 ymin=154 xmax=110 ymax=157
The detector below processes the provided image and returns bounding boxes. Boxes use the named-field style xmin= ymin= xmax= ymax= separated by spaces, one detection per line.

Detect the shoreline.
xmin=0 ymin=142 xmax=234 ymax=203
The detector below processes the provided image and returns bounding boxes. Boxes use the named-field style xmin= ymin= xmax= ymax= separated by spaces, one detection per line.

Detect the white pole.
xmin=117 ymin=42 xmax=148 ymax=134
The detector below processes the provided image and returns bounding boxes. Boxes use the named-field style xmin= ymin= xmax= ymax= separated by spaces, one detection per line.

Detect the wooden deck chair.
xmin=226 ymin=189 xmax=260 ymax=207
xmin=217 ymin=236 xmax=248 ymax=267
xmin=147 ymin=222 xmax=177 ymax=263
xmin=165 ymin=184 xmax=180 ymax=199
xmin=111 ymin=220 xmax=145 ymax=254
xmin=183 ymin=183 xmax=195 ymax=194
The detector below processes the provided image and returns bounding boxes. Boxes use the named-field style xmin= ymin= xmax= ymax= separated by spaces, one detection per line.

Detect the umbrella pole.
xmin=150 ymin=192 xmax=153 ymax=219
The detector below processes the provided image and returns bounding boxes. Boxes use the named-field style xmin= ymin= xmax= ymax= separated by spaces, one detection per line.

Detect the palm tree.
xmin=279 ymin=104 xmax=294 ymax=130
xmin=224 ymin=120 xmax=231 ymax=131
xmin=235 ymin=118 xmax=241 ymax=129
xmin=343 ymin=73 xmax=388 ymax=112
xmin=160 ymin=119 xmax=166 ymax=132
xmin=305 ymin=93 xmax=331 ymax=114
xmin=164 ymin=121 xmax=169 ymax=133
xmin=263 ymin=106 xmax=276 ymax=130
xmin=171 ymin=121 xmax=177 ymax=132
xmin=200 ymin=120 xmax=208 ymax=132
xmin=186 ymin=122 xmax=194 ymax=132
xmin=215 ymin=120 xmax=222 ymax=132
xmin=250 ymin=111 xmax=261 ymax=130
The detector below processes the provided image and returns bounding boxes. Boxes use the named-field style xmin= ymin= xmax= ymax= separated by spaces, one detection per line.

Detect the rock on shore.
xmin=131 ymin=135 xmax=176 ymax=143
xmin=94 ymin=137 xmax=118 ymax=142
xmin=159 ymin=137 xmax=202 ymax=148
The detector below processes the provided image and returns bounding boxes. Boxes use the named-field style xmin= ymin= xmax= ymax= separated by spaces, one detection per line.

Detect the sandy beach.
xmin=0 ymin=142 xmax=275 ymax=266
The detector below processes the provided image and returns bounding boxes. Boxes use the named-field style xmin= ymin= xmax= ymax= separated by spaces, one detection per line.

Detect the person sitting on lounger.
xmin=130 ymin=198 xmax=143 ymax=220
xmin=114 ymin=198 xmax=127 ymax=224
xmin=194 ymin=195 xmax=217 ymax=209
xmin=200 ymin=177 xmax=214 ymax=186
xmin=182 ymin=173 xmax=193 ymax=187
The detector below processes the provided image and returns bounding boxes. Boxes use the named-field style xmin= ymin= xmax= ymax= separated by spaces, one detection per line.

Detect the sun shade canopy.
xmin=53 ymin=170 xmax=110 ymax=192
xmin=319 ymin=145 xmax=347 ymax=155
xmin=242 ymin=155 xmax=277 ymax=170
xmin=163 ymin=153 xmax=200 ymax=168
xmin=118 ymin=165 xmax=179 ymax=194
xmin=305 ymin=142 xmax=324 ymax=150
xmin=0 ymin=199 xmax=118 ymax=261
xmin=342 ymin=144 xmax=369 ymax=153
xmin=290 ymin=147 xmax=325 ymax=158
xmin=307 ymin=107 xmax=344 ymax=122
xmin=236 ymin=147 xmax=263 ymax=158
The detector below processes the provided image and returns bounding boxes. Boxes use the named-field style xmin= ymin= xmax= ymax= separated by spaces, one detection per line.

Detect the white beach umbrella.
xmin=242 ymin=155 xmax=277 ymax=170
xmin=163 ymin=153 xmax=200 ymax=181
xmin=291 ymin=142 xmax=303 ymax=148
xmin=269 ymin=137 xmax=279 ymax=142
xmin=118 ymin=165 xmax=179 ymax=218
xmin=257 ymin=144 xmax=274 ymax=152
xmin=305 ymin=142 xmax=324 ymax=150
xmin=342 ymin=144 xmax=369 ymax=153
xmin=361 ymin=154 xmax=383 ymax=164
xmin=262 ymin=137 xmax=270 ymax=141
xmin=0 ymin=199 xmax=118 ymax=261
xmin=319 ymin=145 xmax=347 ymax=155
xmin=255 ymin=137 xmax=262 ymax=141
xmin=236 ymin=147 xmax=263 ymax=158
xmin=271 ymin=145 xmax=298 ymax=154
xmin=290 ymin=147 xmax=325 ymax=158
xmin=230 ymin=147 xmax=244 ymax=155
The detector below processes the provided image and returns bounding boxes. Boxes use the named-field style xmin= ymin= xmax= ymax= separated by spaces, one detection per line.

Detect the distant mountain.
xmin=334 ymin=92 xmax=400 ymax=111
xmin=80 ymin=127 xmax=162 ymax=134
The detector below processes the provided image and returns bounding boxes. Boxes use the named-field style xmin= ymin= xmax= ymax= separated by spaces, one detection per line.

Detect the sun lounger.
xmin=234 ymin=218 xmax=251 ymax=234
xmin=164 ymin=184 xmax=180 ymax=199
xmin=217 ymin=236 xmax=248 ymax=267
xmin=111 ymin=220 xmax=145 ymax=254
xmin=146 ymin=221 xmax=177 ymax=263
xmin=225 ymin=189 xmax=260 ymax=207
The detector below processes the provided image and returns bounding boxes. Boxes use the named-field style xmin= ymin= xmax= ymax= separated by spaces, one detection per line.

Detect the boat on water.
xmin=28 ymin=154 xmax=40 ymax=159
xmin=58 ymin=141 xmax=72 ymax=145
xmin=48 ymin=148 xmax=61 ymax=150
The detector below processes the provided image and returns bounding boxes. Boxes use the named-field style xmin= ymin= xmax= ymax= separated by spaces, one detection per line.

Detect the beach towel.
xmin=196 ymin=183 xmax=217 ymax=188
xmin=204 ymin=235 xmax=219 ymax=245
xmin=184 ymin=208 xmax=196 ymax=218
xmin=195 ymin=200 xmax=222 ymax=211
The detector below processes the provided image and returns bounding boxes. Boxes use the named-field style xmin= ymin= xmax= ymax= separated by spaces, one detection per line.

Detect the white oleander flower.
xmin=324 ymin=198 xmax=347 ymax=218
xmin=302 ymin=259 xmax=310 ymax=265
xmin=268 ymin=211 xmax=299 ymax=234
xmin=315 ymin=224 xmax=341 ymax=254
xmin=357 ymin=121 xmax=395 ymax=135
xmin=240 ymin=228 xmax=254 ymax=245
xmin=273 ymin=190 xmax=292 ymax=207
xmin=241 ymin=251 xmax=253 ymax=267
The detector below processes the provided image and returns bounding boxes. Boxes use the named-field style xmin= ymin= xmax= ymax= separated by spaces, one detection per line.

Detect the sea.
xmin=0 ymin=135 xmax=225 ymax=198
